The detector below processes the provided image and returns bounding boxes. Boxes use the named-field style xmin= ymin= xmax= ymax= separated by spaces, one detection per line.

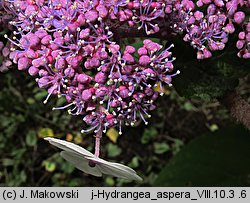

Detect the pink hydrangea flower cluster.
xmin=168 ymin=0 xmax=250 ymax=59
xmin=2 ymin=0 xmax=250 ymax=157
xmin=193 ymin=0 xmax=250 ymax=58
xmin=3 ymin=0 xmax=179 ymax=155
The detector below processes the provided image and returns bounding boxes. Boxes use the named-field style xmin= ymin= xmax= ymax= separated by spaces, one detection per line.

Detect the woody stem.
xmin=219 ymin=91 xmax=250 ymax=130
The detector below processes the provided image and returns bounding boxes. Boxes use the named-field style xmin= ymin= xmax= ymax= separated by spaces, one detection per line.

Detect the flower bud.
xmin=28 ymin=66 xmax=39 ymax=76
xmin=234 ymin=12 xmax=245 ymax=24
xmin=18 ymin=57 xmax=30 ymax=70
xmin=139 ymin=55 xmax=150 ymax=66
xmin=77 ymin=73 xmax=90 ymax=83
xmin=82 ymin=89 xmax=92 ymax=101
xmin=95 ymin=72 xmax=107 ymax=84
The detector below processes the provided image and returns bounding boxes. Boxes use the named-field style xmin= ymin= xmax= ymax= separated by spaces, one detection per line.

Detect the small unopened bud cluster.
xmin=0 ymin=40 xmax=13 ymax=72
xmin=0 ymin=1 xmax=14 ymax=72
xmin=167 ymin=0 xmax=250 ymax=59
xmin=237 ymin=20 xmax=250 ymax=58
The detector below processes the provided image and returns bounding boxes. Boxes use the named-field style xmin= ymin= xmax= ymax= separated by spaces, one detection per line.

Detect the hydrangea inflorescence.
xmin=3 ymin=0 xmax=178 ymax=153
xmin=2 ymin=0 xmax=250 ymax=160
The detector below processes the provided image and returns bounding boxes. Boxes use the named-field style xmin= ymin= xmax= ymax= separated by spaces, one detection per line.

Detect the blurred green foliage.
xmin=141 ymin=127 xmax=158 ymax=144
xmin=1 ymin=70 xmax=218 ymax=186
xmin=154 ymin=126 xmax=250 ymax=186
xmin=153 ymin=143 xmax=170 ymax=154
xmin=107 ymin=143 xmax=122 ymax=157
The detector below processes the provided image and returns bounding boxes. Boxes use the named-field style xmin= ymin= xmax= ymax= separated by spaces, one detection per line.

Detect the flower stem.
xmin=94 ymin=129 xmax=102 ymax=157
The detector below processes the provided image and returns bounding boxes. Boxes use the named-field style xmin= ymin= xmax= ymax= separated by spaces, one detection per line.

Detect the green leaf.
xmin=2 ymin=158 xmax=14 ymax=166
xmin=173 ymin=62 xmax=239 ymax=101
xmin=0 ymin=29 xmax=8 ymax=36
xmin=42 ymin=160 xmax=56 ymax=172
xmin=19 ymin=170 xmax=27 ymax=183
xmin=183 ymin=102 xmax=197 ymax=111
xmin=38 ymin=128 xmax=54 ymax=138
xmin=107 ymin=143 xmax=122 ymax=157
xmin=106 ymin=128 xmax=119 ymax=143
xmin=141 ymin=127 xmax=158 ymax=144
xmin=26 ymin=130 xmax=37 ymax=147
xmin=209 ymin=124 xmax=219 ymax=132
xmin=34 ymin=90 xmax=48 ymax=101
xmin=153 ymin=126 xmax=250 ymax=186
xmin=105 ymin=177 xmax=115 ymax=186
xmin=60 ymin=160 xmax=75 ymax=174
xmin=128 ymin=156 xmax=140 ymax=168
xmin=171 ymin=139 xmax=184 ymax=155
xmin=11 ymin=148 xmax=26 ymax=159
xmin=68 ymin=178 xmax=84 ymax=187
xmin=26 ymin=98 xmax=35 ymax=105
xmin=153 ymin=143 xmax=170 ymax=154
xmin=172 ymin=35 xmax=250 ymax=101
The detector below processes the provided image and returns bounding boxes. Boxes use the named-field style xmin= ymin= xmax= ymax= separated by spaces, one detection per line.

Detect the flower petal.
xmin=60 ymin=151 xmax=102 ymax=177
xmin=95 ymin=159 xmax=143 ymax=181
xmin=44 ymin=137 xmax=94 ymax=158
